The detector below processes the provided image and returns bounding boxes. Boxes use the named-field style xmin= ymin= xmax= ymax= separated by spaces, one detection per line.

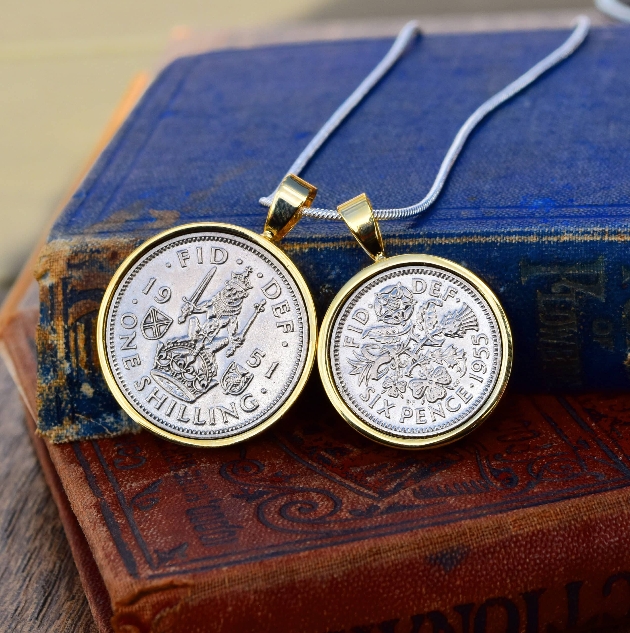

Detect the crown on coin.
xmin=150 ymin=339 xmax=218 ymax=403
xmin=213 ymin=267 xmax=254 ymax=317
xmin=226 ymin=266 xmax=254 ymax=292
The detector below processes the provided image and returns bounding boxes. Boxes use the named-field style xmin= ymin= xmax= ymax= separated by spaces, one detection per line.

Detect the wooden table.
xmin=0 ymin=351 xmax=97 ymax=631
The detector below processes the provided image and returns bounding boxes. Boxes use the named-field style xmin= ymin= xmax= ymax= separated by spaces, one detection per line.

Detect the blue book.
xmin=37 ymin=24 xmax=630 ymax=442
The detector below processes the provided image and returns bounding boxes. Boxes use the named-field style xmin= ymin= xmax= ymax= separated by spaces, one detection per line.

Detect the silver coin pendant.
xmin=98 ymin=223 xmax=317 ymax=446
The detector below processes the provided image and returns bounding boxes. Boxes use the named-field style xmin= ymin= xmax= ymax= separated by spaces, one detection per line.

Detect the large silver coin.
xmin=98 ymin=223 xmax=316 ymax=447
xmin=319 ymin=254 xmax=512 ymax=448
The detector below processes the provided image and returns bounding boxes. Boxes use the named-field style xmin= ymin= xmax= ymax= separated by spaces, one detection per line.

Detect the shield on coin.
xmin=220 ymin=362 xmax=253 ymax=395
xmin=141 ymin=306 xmax=173 ymax=340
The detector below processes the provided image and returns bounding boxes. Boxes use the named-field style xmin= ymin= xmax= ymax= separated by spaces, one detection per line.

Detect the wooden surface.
xmin=0 ymin=349 xmax=97 ymax=631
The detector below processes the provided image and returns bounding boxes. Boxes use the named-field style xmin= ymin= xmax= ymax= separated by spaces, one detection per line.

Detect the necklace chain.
xmin=259 ymin=17 xmax=590 ymax=221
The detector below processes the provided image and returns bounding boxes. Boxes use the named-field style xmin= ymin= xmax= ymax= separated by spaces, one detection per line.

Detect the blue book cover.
xmin=37 ymin=25 xmax=630 ymax=442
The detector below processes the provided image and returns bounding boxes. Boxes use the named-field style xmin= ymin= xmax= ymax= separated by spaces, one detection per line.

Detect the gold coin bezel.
xmin=97 ymin=222 xmax=317 ymax=448
xmin=318 ymin=253 xmax=512 ymax=449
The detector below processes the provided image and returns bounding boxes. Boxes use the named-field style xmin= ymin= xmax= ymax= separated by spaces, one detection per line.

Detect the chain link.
xmin=259 ymin=16 xmax=590 ymax=221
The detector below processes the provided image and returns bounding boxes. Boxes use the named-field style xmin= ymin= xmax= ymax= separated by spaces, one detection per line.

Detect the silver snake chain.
xmin=259 ymin=16 xmax=591 ymax=221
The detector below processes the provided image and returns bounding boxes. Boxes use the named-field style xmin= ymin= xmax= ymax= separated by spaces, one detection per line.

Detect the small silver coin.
xmin=99 ymin=225 xmax=314 ymax=445
xmin=326 ymin=260 xmax=508 ymax=444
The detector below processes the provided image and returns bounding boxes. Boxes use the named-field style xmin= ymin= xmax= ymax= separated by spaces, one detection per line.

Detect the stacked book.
xmin=2 ymin=17 xmax=630 ymax=632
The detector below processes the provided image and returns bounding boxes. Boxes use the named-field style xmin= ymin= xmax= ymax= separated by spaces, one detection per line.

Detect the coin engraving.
xmin=103 ymin=229 xmax=311 ymax=442
xmin=141 ymin=306 xmax=173 ymax=340
xmin=328 ymin=264 xmax=502 ymax=440
xmin=220 ymin=362 xmax=254 ymax=396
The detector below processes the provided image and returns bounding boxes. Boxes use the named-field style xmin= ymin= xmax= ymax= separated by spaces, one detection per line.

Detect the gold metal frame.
xmin=318 ymin=253 xmax=513 ymax=449
xmin=97 ymin=222 xmax=317 ymax=448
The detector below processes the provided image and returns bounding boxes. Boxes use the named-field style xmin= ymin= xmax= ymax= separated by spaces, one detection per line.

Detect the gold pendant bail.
xmin=263 ymin=174 xmax=317 ymax=242
xmin=337 ymin=193 xmax=385 ymax=262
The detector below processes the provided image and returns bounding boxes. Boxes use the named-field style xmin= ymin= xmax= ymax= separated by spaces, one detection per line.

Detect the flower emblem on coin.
xmin=349 ymin=291 xmax=476 ymax=406
xmin=374 ymin=282 xmax=415 ymax=325
xmin=330 ymin=265 xmax=502 ymax=438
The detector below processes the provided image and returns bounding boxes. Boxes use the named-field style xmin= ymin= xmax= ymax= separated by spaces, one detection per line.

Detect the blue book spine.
xmin=36 ymin=25 xmax=630 ymax=441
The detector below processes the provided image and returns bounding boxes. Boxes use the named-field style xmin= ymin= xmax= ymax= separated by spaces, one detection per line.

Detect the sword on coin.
xmin=178 ymin=266 xmax=217 ymax=323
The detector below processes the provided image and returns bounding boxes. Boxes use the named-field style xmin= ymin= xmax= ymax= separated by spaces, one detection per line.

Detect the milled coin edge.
xmin=97 ymin=222 xmax=317 ymax=448
xmin=317 ymin=253 xmax=513 ymax=449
